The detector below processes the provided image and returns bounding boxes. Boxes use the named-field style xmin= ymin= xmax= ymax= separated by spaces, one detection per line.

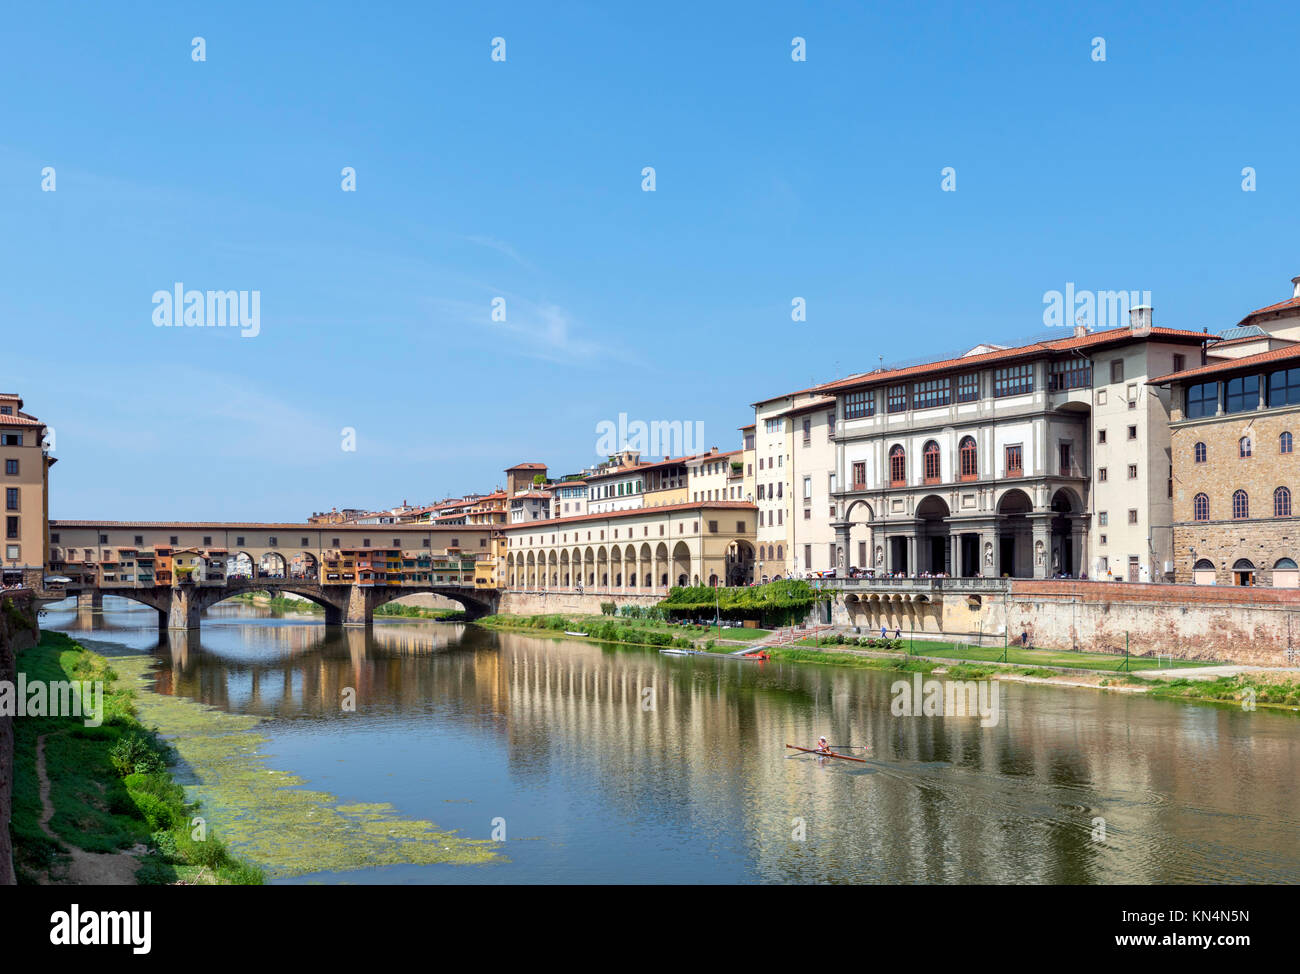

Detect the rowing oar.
xmin=827 ymin=745 xmax=868 ymax=749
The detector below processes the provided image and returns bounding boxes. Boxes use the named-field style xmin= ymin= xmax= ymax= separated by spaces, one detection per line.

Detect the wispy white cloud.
xmin=428 ymin=293 xmax=618 ymax=365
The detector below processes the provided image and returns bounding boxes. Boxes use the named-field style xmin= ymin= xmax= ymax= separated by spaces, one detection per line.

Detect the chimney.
xmin=1072 ymin=323 xmax=1089 ymax=338
xmin=1129 ymin=304 xmax=1153 ymax=336
xmin=1291 ymin=275 xmax=1300 ymax=299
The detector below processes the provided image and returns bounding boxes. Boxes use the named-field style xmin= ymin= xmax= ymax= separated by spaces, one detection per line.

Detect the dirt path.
xmin=36 ymin=733 xmax=143 ymax=885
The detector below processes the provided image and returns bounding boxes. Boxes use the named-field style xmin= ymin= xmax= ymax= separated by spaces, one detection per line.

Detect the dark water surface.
xmin=44 ymin=598 xmax=1300 ymax=884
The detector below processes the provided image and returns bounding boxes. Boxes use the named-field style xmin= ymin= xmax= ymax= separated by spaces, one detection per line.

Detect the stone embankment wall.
xmin=833 ymin=579 xmax=1300 ymax=665
xmin=499 ymin=591 xmax=662 ymax=617
xmin=0 ymin=591 xmax=40 ymax=886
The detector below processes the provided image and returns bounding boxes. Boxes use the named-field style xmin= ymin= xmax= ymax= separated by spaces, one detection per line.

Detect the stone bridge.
xmin=68 ymin=579 xmax=500 ymax=631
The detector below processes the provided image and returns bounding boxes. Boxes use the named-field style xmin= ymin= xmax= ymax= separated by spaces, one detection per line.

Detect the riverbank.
xmin=229 ymin=591 xmax=323 ymax=613
xmin=102 ymin=643 xmax=503 ymax=880
xmin=11 ymin=631 xmax=264 ymax=884
xmin=764 ymin=643 xmax=1300 ymax=711
xmin=477 ymin=612 xmax=770 ymax=651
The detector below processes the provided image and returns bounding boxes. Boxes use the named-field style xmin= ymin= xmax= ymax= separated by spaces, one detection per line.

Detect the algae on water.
xmin=112 ymin=655 xmax=503 ymax=879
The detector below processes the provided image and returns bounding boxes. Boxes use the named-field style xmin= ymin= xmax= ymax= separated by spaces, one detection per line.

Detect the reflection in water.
xmin=43 ymin=596 xmax=1300 ymax=884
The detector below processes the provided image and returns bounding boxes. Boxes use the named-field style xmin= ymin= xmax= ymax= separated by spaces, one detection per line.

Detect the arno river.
xmin=45 ymin=598 xmax=1300 ymax=884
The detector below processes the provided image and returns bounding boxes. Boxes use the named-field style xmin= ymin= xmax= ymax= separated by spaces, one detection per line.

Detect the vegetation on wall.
xmin=657 ymin=579 xmax=829 ymax=627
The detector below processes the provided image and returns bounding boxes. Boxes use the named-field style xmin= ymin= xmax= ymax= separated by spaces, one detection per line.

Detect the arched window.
xmin=959 ymin=436 xmax=978 ymax=480
xmin=776 ymin=545 xmax=783 ymax=561
xmin=1233 ymin=489 xmax=1249 ymax=519
xmin=1194 ymin=441 xmax=1207 ymax=463
xmin=1282 ymin=432 xmax=1293 ymax=455
xmin=889 ymin=444 xmax=906 ymax=487
xmin=1193 ymin=493 xmax=1209 ymax=521
xmin=1240 ymin=436 xmax=1252 ymax=458
xmin=923 ymin=441 xmax=940 ymax=483
xmin=1276 ymin=486 xmax=1292 ymax=517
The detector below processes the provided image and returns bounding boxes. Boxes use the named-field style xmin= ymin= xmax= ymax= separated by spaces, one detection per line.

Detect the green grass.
xmin=374 ymin=603 xmax=465 ymax=620
xmin=10 ymin=631 xmax=265 ymax=884
xmin=795 ymin=635 xmax=1215 ymax=674
xmin=479 ymin=613 xmax=771 ymax=645
xmin=1143 ymin=673 xmax=1300 ymax=708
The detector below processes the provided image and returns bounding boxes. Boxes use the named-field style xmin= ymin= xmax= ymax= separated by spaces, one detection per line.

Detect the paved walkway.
xmin=1128 ymin=664 xmax=1300 ymax=681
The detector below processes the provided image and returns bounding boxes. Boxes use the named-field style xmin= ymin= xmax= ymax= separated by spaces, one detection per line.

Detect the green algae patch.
xmin=112 ymin=655 xmax=503 ymax=879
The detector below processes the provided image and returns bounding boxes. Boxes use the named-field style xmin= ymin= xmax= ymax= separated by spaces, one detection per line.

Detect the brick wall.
xmin=1170 ymin=403 xmax=1300 ymax=584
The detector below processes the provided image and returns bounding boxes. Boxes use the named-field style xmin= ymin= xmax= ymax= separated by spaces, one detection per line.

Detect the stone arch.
xmin=229 ymin=551 xmax=255 ymax=579
xmin=845 ymin=498 xmax=875 ymax=573
xmin=291 ymin=552 xmax=318 ymax=580
xmin=996 ymin=488 xmax=1033 ymax=578
xmin=655 ymin=541 xmax=669 ymax=588
xmin=672 ymin=541 xmax=691 ymax=588
xmin=258 ymin=551 xmax=287 ymax=579
xmin=915 ymin=494 xmax=951 ymax=575
xmin=727 ymin=538 xmax=755 ymax=586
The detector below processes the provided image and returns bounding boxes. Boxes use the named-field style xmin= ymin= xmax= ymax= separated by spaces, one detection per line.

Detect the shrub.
xmin=109 ymin=734 xmax=166 ymax=777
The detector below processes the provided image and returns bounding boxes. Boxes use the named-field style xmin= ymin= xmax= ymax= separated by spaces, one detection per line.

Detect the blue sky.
xmin=4 ymin=1 xmax=1298 ymax=520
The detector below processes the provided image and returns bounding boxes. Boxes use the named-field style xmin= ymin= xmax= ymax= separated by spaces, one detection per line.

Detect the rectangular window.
xmin=1128 ymin=509 xmax=1139 ymax=525
xmin=993 ymin=364 xmax=1033 ymax=397
xmin=1127 ymin=464 xmax=1138 ymax=480
xmin=802 ymin=417 xmax=811 ymax=444
xmin=844 ymin=390 xmax=874 ymax=419
xmin=1268 ymin=367 xmax=1300 ymax=408
xmin=886 ymin=385 xmax=908 ymax=413
xmin=1005 ymin=445 xmax=1023 ymax=477
xmin=1099 ymin=467 xmax=1108 ymax=482
xmin=913 ymin=378 xmax=950 ymax=409
xmin=826 ymin=410 xmax=836 ymax=437
xmin=1048 ymin=357 xmax=1092 ymax=391
xmin=1224 ymin=375 xmax=1259 ymax=414
xmin=3 ymin=459 xmax=16 ymax=475
xmin=1059 ymin=443 xmax=1072 ymax=475
xmin=4 ymin=488 xmax=16 ymax=510
xmin=0 ymin=434 xmax=21 ymax=446
xmin=804 ymin=545 xmax=812 ymax=569
xmin=853 ymin=461 xmax=866 ymax=491
xmin=5 ymin=516 xmax=17 ymax=539
xmin=956 ymin=372 xmax=980 ymax=403
xmin=1098 ymin=429 xmax=1107 ymax=444
xmin=1098 ymin=511 xmax=1108 ymax=527
xmin=1173 ymin=353 xmax=1186 ymax=373
xmin=803 ymin=476 xmax=812 ymax=499
xmin=1110 ymin=359 xmax=1124 ymax=383
xmin=1127 ymin=425 xmax=1137 ymax=440
xmin=1186 ymin=381 xmax=1218 ymax=419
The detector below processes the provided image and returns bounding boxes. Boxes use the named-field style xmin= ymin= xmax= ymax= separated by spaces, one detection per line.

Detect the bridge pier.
xmin=164 ymin=586 xmax=203 ymax=631
xmin=342 ymin=584 xmax=372 ymax=627
xmin=76 ymin=590 xmax=103 ymax=610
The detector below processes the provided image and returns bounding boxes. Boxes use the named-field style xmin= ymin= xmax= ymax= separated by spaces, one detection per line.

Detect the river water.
xmin=43 ymin=597 xmax=1300 ymax=884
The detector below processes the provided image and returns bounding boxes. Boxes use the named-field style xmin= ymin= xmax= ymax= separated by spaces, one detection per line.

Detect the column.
xmin=1032 ymin=516 xmax=1050 ymax=579
xmin=906 ymin=535 xmax=917 ymax=577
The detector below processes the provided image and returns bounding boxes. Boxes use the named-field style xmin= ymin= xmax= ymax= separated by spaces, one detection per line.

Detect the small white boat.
xmin=564 ymin=630 xmax=588 ymax=637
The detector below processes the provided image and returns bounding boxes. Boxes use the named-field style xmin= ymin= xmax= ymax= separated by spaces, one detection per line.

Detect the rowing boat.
xmin=785 ymin=743 xmax=867 ymax=763
xmin=563 ymin=630 xmax=588 ymax=636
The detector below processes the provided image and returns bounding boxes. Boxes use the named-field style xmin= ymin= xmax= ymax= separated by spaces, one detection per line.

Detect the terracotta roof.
xmin=0 ymin=413 xmax=45 ymax=428
xmin=685 ymin=449 xmax=741 ymax=462
xmin=48 ymin=520 xmax=487 ymax=531
xmin=506 ymin=462 xmax=547 ymax=470
xmin=1149 ymin=344 xmax=1300 ymax=384
xmin=503 ymin=500 xmax=757 ymax=532
xmin=1239 ymin=296 xmax=1300 ymax=325
xmin=816 ymin=326 xmax=1215 ymax=395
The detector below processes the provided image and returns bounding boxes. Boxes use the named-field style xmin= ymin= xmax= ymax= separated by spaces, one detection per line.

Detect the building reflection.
xmin=52 ymin=601 xmax=1300 ymax=884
